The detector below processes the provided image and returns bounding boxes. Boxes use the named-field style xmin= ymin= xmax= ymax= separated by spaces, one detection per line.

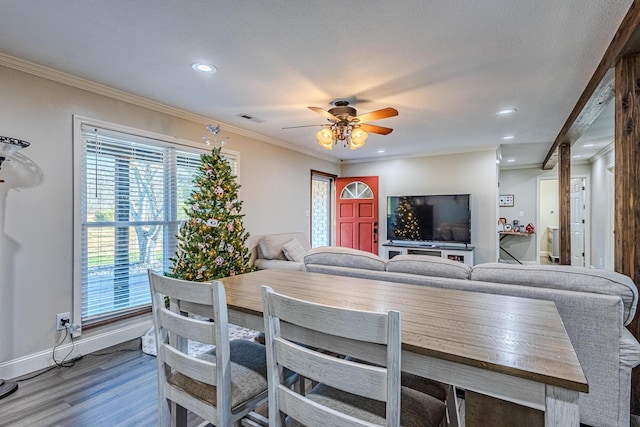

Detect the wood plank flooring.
xmin=0 ymin=339 xmax=199 ymax=427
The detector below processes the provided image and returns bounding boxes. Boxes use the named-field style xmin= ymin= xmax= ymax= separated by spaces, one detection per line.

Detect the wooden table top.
xmin=219 ymin=269 xmax=588 ymax=393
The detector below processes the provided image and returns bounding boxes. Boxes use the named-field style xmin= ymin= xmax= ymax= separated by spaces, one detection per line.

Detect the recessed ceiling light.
xmin=507 ymin=159 xmax=516 ymax=162
xmin=192 ymin=63 xmax=217 ymax=74
xmin=377 ymin=150 xmax=385 ymax=154
xmin=502 ymin=135 xmax=515 ymax=140
xmin=583 ymin=143 xmax=595 ymax=147
xmin=497 ymin=108 xmax=517 ymax=115
xmin=572 ymin=155 xmax=581 ymax=158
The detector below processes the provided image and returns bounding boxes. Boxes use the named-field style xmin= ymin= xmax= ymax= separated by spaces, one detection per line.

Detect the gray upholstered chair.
xmin=148 ymin=270 xmax=270 ymax=427
xmin=261 ymin=285 xmax=446 ymax=427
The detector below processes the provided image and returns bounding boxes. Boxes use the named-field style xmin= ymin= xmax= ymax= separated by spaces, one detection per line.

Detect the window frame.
xmin=72 ymin=116 xmax=240 ymax=329
xmin=310 ymin=170 xmax=336 ymax=248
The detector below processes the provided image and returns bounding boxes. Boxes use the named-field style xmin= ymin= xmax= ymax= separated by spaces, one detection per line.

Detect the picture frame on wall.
xmin=499 ymin=194 xmax=514 ymax=207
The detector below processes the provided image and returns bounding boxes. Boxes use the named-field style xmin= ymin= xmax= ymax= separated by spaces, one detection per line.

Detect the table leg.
xmin=545 ymin=385 xmax=579 ymax=426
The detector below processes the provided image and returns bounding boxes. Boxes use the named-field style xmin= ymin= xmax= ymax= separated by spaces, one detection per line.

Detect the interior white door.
xmin=570 ymin=178 xmax=585 ymax=266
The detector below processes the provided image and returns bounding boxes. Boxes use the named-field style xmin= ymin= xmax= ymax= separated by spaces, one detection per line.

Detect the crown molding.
xmin=342 ymin=144 xmax=500 ymax=165
xmin=0 ymin=51 xmax=338 ymax=164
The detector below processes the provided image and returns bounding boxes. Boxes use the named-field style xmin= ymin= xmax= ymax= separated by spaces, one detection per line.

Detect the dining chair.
xmin=148 ymin=270 xmax=270 ymax=427
xmin=261 ymin=285 xmax=446 ymax=427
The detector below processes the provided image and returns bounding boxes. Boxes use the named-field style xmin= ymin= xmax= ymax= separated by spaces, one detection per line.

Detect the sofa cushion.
xmin=282 ymin=239 xmax=307 ymax=262
xmin=254 ymin=259 xmax=306 ymax=271
xmin=304 ymin=246 xmax=386 ymax=271
xmin=471 ymin=263 xmax=638 ymax=325
xmin=386 ymin=255 xmax=471 ymax=280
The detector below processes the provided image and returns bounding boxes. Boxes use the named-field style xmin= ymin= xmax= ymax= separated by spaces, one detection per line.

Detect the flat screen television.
xmin=386 ymin=194 xmax=471 ymax=244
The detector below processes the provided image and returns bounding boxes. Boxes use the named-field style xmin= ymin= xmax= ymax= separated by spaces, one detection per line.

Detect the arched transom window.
xmin=340 ymin=181 xmax=373 ymax=199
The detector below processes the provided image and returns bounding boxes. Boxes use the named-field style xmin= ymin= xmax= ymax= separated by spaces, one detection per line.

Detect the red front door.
xmin=335 ymin=176 xmax=379 ymax=254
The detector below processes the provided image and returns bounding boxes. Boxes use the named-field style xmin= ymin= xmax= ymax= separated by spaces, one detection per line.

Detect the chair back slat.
xmin=158 ymin=308 xmax=216 ymax=345
xmin=279 ymin=322 xmax=387 ymax=366
xmin=277 ymin=385 xmax=379 ymax=427
xmin=152 ymin=275 xmax=214 ymax=305
xmin=162 ymin=344 xmax=217 ymax=386
xmin=275 ymin=338 xmax=388 ymax=401
xmin=269 ymin=291 xmax=390 ymax=344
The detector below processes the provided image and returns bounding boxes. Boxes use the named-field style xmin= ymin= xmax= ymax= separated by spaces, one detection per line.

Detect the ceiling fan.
xmin=284 ymin=100 xmax=399 ymax=150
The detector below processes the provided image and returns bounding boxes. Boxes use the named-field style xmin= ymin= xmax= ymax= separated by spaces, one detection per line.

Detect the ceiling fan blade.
xmin=308 ymin=106 xmax=339 ymax=122
xmin=354 ymin=107 xmax=398 ymax=124
xmin=360 ymin=123 xmax=394 ymax=135
xmin=282 ymin=124 xmax=328 ymax=129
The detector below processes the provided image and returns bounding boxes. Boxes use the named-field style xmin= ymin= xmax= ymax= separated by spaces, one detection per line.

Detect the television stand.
xmin=382 ymin=242 xmax=475 ymax=266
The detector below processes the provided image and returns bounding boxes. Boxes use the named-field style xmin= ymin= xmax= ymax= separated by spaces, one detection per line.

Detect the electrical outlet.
xmin=56 ymin=312 xmax=70 ymax=331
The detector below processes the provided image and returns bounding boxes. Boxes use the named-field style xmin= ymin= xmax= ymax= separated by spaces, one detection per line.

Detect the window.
xmin=74 ymin=118 xmax=238 ymax=325
xmin=311 ymin=171 xmax=335 ymax=248
xmin=340 ymin=181 xmax=373 ymax=199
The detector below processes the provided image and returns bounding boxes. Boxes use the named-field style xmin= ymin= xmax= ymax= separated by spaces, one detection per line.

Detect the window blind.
xmin=79 ymin=125 xmax=236 ymax=324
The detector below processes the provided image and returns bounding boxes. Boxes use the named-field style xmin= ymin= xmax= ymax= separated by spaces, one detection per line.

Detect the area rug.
xmin=141 ymin=323 xmax=260 ymax=356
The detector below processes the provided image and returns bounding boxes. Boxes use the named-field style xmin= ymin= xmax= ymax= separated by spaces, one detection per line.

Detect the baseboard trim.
xmin=0 ymin=319 xmax=152 ymax=380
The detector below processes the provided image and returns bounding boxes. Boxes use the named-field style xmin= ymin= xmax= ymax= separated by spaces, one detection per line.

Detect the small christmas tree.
xmin=393 ymin=196 xmax=421 ymax=240
xmin=170 ymin=146 xmax=253 ymax=281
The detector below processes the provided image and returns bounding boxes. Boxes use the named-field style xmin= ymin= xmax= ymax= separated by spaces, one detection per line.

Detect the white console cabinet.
xmin=382 ymin=243 xmax=475 ymax=266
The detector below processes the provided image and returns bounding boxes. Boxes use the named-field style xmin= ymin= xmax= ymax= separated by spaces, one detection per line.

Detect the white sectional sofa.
xmin=302 ymin=246 xmax=640 ymax=427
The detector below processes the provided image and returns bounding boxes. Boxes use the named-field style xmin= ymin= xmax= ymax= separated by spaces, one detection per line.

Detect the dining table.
xmin=181 ymin=268 xmax=588 ymax=426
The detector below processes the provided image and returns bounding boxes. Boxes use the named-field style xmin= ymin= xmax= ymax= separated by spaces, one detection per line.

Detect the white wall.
xmin=0 ymin=64 xmax=339 ymax=377
xmin=539 ymin=179 xmax=559 ymax=255
xmin=341 ymin=150 xmax=498 ymax=264
xmin=590 ymin=146 xmax=615 ymax=269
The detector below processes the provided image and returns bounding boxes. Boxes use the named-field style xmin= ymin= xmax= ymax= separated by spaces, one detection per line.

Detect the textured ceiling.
xmin=0 ymin=1 xmax=630 ymax=166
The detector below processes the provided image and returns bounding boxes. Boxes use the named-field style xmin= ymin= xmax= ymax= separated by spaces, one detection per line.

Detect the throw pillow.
xmin=282 ymin=239 xmax=306 ymax=262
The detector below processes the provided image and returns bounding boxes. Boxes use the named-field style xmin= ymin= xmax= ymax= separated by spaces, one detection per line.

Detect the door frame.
xmin=335 ymin=176 xmax=379 ymax=254
xmin=310 ymin=170 xmax=337 ymax=248
xmin=537 ymin=174 xmax=590 ymax=266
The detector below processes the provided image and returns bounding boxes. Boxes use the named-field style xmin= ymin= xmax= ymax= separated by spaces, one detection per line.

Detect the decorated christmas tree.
xmin=393 ymin=196 xmax=421 ymax=240
xmin=170 ymin=146 xmax=253 ymax=281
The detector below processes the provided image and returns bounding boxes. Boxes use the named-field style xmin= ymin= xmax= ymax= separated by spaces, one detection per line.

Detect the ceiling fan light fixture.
xmin=316 ymin=128 xmax=334 ymax=150
xmin=301 ymin=101 xmax=397 ymax=152
xmin=350 ymin=128 xmax=368 ymax=149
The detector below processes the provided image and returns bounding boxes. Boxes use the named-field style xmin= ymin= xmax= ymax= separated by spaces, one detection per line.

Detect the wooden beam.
xmin=615 ymin=52 xmax=640 ymax=415
xmin=543 ymin=2 xmax=640 ymax=170
xmin=558 ymin=143 xmax=571 ymax=265
xmin=543 ymin=70 xmax=614 ymax=169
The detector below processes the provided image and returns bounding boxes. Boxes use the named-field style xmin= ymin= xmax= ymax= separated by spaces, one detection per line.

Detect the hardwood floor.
xmin=0 ymin=339 xmax=182 ymax=427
